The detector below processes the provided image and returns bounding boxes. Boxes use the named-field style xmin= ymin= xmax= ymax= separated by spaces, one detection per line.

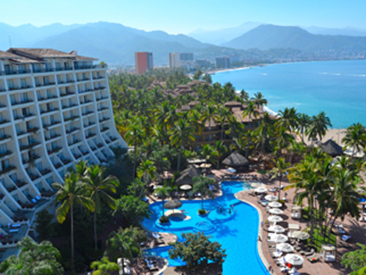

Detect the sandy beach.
xmin=304 ymin=128 xmax=347 ymax=146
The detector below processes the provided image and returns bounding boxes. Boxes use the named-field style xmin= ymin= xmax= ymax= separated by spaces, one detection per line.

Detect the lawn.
xmin=302 ymin=207 xmax=325 ymax=221
xmin=311 ymin=227 xmax=337 ymax=252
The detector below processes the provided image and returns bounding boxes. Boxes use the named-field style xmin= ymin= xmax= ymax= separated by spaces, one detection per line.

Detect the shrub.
xmin=159 ymin=215 xmax=170 ymax=223
xmin=198 ymin=209 xmax=208 ymax=215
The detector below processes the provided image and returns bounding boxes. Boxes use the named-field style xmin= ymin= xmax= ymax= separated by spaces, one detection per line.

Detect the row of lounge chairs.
xmin=144 ymin=257 xmax=158 ymax=272
xmin=223 ymin=174 xmax=259 ymax=180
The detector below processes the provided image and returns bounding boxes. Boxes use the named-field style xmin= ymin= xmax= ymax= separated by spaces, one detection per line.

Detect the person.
xmin=219 ymin=206 xmax=223 ymax=213
xmin=261 ymin=221 xmax=264 ymax=228
xmin=258 ymin=236 xmax=262 ymax=242
xmin=229 ymin=208 xmax=232 ymax=214
xmin=231 ymin=204 xmax=234 ymax=210
xmin=268 ymin=265 xmax=272 ymax=273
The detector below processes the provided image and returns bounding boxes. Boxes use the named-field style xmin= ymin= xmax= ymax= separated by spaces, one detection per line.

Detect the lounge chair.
xmin=342 ymin=235 xmax=352 ymax=242
xmin=336 ymin=228 xmax=346 ymax=234
xmin=148 ymin=264 xmax=158 ymax=271
xmin=304 ymin=248 xmax=315 ymax=256
xmin=307 ymin=253 xmax=319 ymax=263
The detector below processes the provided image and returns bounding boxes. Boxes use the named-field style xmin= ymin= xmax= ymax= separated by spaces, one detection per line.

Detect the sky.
xmin=2 ymin=0 xmax=366 ymax=34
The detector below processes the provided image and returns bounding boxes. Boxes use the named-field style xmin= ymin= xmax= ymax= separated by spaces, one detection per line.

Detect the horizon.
xmin=2 ymin=0 xmax=366 ymax=34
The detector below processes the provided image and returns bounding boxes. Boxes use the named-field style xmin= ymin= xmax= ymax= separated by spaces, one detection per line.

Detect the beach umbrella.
xmin=268 ymin=215 xmax=283 ymax=223
xmin=180 ymin=184 xmax=192 ymax=191
xmin=200 ymin=163 xmax=212 ymax=168
xmin=269 ymin=208 xmax=284 ymax=215
xmin=265 ymin=195 xmax=278 ymax=202
xmin=164 ymin=199 xmax=182 ymax=210
xmin=268 ymin=225 xmax=286 ymax=233
xmin=270 ymin=234 xmax=288 ymax=243
xmin=292 ymin=231 xmax=310 ymax=240
xmin=269 ymin=201 xmax=282 ymax=208
xmin=285 ymin=254 xmax=304 ymax=266
xmin=255 ymin=187 xmax=267 ymax=193
xmin=276 ymin=243 xmax=294 ymax=253
xmin=226 ymin=167 xmax=236 ymax=173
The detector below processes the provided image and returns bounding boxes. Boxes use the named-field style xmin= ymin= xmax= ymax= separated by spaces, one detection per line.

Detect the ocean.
xmin=211 ymin=60 xmax=366 ymax=128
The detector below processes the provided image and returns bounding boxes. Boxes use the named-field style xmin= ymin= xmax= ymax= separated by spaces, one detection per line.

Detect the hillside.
xmin=223 ymin=24 xmax=366 ymax=52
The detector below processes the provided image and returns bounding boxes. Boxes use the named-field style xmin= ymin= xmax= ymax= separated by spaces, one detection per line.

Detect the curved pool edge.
xmin=234 ymin=190 xmax=270 ymax=271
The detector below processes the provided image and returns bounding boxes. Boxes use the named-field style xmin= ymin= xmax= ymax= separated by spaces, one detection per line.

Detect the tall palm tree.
xmin=90 ymin=257 xmax=119 ymax=275
xmin=52 ymin=172 xmax=95 ymax=272
xmin=106 ymin=228 xmax=141 ymax=275
xmin=243 ymin=101 xmax=259 ymax=121
xmin=137 ymin=159 xmax=157 ymax=185
xmin=201 ymin=103 xmax=219 ymax=139
xmin=251 ymin=92 xmax=268 ymax=110
xmin=342 ymin=123 xmax=366 ymax=160
xmin=214 ymin=141 xmax=227 ymax=169
xmin=75 ymin=159 xmax=88 ymax=176
xmin=84 ymin=165 xmax=120 ymax=252
xmin=254 ymin=112 xmax=274 ymax=154
xmin=169 ymin=119 xmax=195 ymax=170
xmin=200 ymin=144 xmax=218 ymax=164
xmin=125 ymin=118 xmax=144 ymax=179
xmin=191 ymin=176 xmax=215 ymax=212
xmin=155 ymin=185 xmax=172 ymax=217
xmin=276 ymin=107 xmax=298 ymax=132
xmin=306 ymin=111 xmax=332 ymax=143
xmin=270 ymin=158 xmax=290 ymax=199
xmin=217 ymin=106 xmax=233 ymax=141
xmin=297 ymin=113 xmax=311 ymax=143
xmin=273 ymin=128 xmax=295 ymax=157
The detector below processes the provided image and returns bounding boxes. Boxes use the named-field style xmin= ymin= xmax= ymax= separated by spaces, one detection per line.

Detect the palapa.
xmin=176 ymin=166 xmax=201 ymax=185
xmin=320 ymin=139 xmax=343 ymax=156
xmin=222 ymin=151 xmax=249 ymax=167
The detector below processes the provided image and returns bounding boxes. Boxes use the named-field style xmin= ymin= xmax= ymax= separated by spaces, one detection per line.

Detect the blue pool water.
xmin=212 ymin=60 xmax=366 ymax=128
xmin=142 ymin=181 xmax=270 ymax=274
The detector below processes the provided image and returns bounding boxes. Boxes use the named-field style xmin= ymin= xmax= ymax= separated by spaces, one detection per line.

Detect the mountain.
xmin=303 ymin=26 xmax=366 ymax=37
xmin=223 ymin=24 xmax=366 ymax=52
xmin=187 ymin=22 xmax=262 ymax=45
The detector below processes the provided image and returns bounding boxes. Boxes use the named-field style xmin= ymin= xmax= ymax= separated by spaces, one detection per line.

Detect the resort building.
xmin=134 ymin=52 xmax=153 ymax=74
xmin=0 ymin=48 xmax=127 ymax=259
xmin=180 ymin=53 xmax=194 ymax=62
xmin=168 ymin=53 xmax=180 ymax=68
xmin=215 ymin=57 xmax=231 ymax=69
xmin=195 ymin=59 xmax=212 ymax=69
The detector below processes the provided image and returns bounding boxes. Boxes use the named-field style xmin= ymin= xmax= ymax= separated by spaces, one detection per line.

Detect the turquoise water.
xmin=142 ymin=181 xmax=270 ymax=275
xmin=212 ymin=60 xmax=366 ymax=128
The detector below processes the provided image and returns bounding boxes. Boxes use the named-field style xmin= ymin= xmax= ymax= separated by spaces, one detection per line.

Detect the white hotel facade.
xmin=0 ymin=48 xmax=126 ymax=258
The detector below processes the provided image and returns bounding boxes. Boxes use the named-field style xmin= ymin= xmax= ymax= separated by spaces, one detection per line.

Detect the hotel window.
xmin=0 ymin=129 xmax=4 ymax=138
xmin=46 ymin=89 xmax=52 ymax=98
xmin=36 ymin=182 xmax=42 ymax=191
xmin=10 ymin=95 xmax=15 ymax=104
xmin=32 ymin=64 xmax=40 ymax=72
xmin=9 ymin=173 xmax=16 ymax=182
xmin=7 ymin=79 xmax=14 ymax=89
xmin=20 ymin=78 xmax=26 ymax=88
xmin=18 ymin=64 xmax=26 ymax=72
xmin=0 ymin=144 xmax=7 ymax=154
xmin=2 ymin=159 xmax=9 ymax=169
xmin=37 ymin=91 xmax=41 ymax=100
xmin=51 ymin=141 xmax=57 ymax=150
xmin=43 ymin=76 xmax=50 ymax=85
xmin=45 ymin=63 xmax=51 ymax=71
xmin=23 ymin=188 xmax=29 ymax=197
xmin=15 ymin=124 xmax=20 ymax=135
xmin=35 ymin=78 xmax=40 ymax=86
xmin=36 ymin=162 xmax=42 ymax=171
xmin=50 ymin=115 xmax=55 ymax=124
xmin=12 ymin=194 xmax=18 ymax=202
xmin=55 ymin=62 xmax=60 ymax=70
xmin=4 ymin=64 xmax=11 ymax=73
xmin=57 ymin=75 xmax=61 ymax=83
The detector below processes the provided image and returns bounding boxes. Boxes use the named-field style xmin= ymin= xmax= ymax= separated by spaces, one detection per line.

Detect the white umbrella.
xmin=226 ymin=167 xmax=236 ymax=173
xmin=269 ymin=201 xmax=282 ymax=208
xmin=265 ymin=195 xmax=278 ymax=202
xmin=268 ymin=215 xmax=283 ymax=223
xmin=180 ymin=184 xmax=192 ymax=191
xmin=255 ymin=187 xmax=267 ymax=193
xmin=285 ymin=254 xmax=304 ymax=265
xmin=292 ymin=231 xmax=310 ymax=240
xmin=276 ymin=243 xmax=294 ymax=253
xmin=268 ymin=225 xmax=286 ymax=233
xmin=270 ymin=234 xmax=288 ymax=243
xmin=269 ymin=208 xmax=284 ymax=215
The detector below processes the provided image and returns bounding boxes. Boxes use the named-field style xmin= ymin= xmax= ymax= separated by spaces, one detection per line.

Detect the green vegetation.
xmin=90 ymin=257 xmax=119 ymax=275
xmin=0 ymin=237 xmax=64 ymax=275
xmin=169 ymin=232 xmax=226 ymax=267
xmin=191 ymin=176 xmax=215 ymax=213
xmin=342 ymin=243 xmax=366 ymax=274
xmin=312 ymin=227 xmax=337 ymax=252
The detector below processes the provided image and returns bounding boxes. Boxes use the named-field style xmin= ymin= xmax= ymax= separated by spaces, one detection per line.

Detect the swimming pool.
xmin=142 ymin=181 xmax=270 ymax=274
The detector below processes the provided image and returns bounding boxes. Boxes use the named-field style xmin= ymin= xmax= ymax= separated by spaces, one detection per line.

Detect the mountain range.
xmin=1 ymin=21 xmax=366 ymax=66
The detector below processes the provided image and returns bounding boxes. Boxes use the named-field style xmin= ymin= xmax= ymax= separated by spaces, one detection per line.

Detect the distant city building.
xmin=169 ymin=53 xmax=180 ymax=68
xmin=230 ymin=56 xmax=241 ymax=64
xmin=180 ymin=53 xmax=194 ymax=61
xmin=216 ymin=57 xmax=231 ymax=69
xmin=195 ymin=59 xmax=212 ymax=68
xmin=134 ymin=52 xmax=153 ymax=74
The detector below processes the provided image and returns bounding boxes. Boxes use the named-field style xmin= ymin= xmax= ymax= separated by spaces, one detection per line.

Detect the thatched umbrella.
xmin=164 ymin=199 xmax=182 ymax=209
xmin=176 ymin=166 xmax=201 ymax=185
xmin=222 ymin=151 xmax=249 ymax=167
xmin=320 ymin=139 xmax=343 ymax=157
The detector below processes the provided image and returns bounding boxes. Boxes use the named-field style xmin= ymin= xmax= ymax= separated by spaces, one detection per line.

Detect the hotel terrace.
xmin=0 ymin=48 xmax=126 ymax=259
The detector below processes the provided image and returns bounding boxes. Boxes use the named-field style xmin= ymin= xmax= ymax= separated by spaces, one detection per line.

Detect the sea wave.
xmin=263 ymin=106 xmax=278 ymax=116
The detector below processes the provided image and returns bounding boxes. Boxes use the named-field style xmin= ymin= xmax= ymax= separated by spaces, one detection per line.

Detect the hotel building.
xmin=0 ymin=48 xmax=127 ymax=259
xmin=134 ymin=52 xmax=153 ymax=74
xmin=168 ymin=53 xmax=180 ymax=68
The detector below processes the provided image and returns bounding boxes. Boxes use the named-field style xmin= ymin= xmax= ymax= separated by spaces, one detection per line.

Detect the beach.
xmin=304 ymin=128 xmax=347 ymax=146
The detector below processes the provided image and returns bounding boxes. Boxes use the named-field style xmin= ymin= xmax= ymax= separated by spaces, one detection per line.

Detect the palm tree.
xmin=239 ymin=89 xmax=249 ymax=101
xmin=137 ymin=159 xmax=157 ymax=185
xmin=297 ymin=113 xmax=311 ymax=143
xmin=269 ymin=158 xmax=290 ymax=199
xmin=84 ymin=165 xmax=120 ymax=252
xmin=155 ymin=185 xmax=172 ymax=217
xmin=52 ymin=172 xmax=95 ymax=272
xmin=342 ymin=123 xmax=366 ymax=160
xmin=202 ymin=74 xmax=212 ymax=84
xmin=306 ymin=111 xmax=332 ymax=143
xmin=191 ymin=176 xmax=215 ymax=212
xmin=106 ymin=228 xmax=141 ymax=275
xmin=251 ymin=92 xmax=268 ymax=110
xmin=214 ymin=141 xmax=227 ymax=169
xmin=276 ymin=107 xmax=298 ymax=132
xmin=169 ymin=119 xmax=195 ymax=170
xmin=200 ymin=144 xmax=218 ymax=164
xmin=201 ymin=103 xmax=219 ymax=138
xmin=243 ymin=101 xmax=259 ymax=121
xmin=273 ymin=128 xmax=295 ymax=157
xmin=255 ymin=112 xmax=274 ymax=154
xmin=125 ymin=119 xmax=144 ymax=179
xmin=217 ymin=106 xmax=233 ymax=141
xmin=90 ymin=257 xmax=119 ymax=275
xmin=0 ymin=237 xmax=63 ymax=275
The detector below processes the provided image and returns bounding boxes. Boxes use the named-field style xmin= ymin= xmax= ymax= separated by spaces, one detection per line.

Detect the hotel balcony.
xmin=96 ymin=143 xmax=103 ymax=148
xmin=61 ymin=158 xmax=72 ymax=165
xmin=77 ymin=78 xmax=90 ymax=82
xmin=60 ymin=91 xmax=76 ymax=97
xmin=101 ymin=127 xmax=109 ymax=132
xmin=62 ymin=103 xmax=78 ymax=110
xmin=14 ymin=113 xmax=35 ymax=121
xmin=39 ymin=168 xmax=52 ymax=176
xmin=54 ymin=66 xmax=74 ymax=72
xmin=80 ymin=99 xmax=93 ymax=105
xmin=94 ymin=86 xmax=106 ymax=91
xmin=86 ymin=133 xmax=96 ymax=139
xmin=69 ymin=139 xmax=81 ymax=146
xmin=11 ymin=99 xmax=34 ymax=106
xmin=0 ymin=134 xmax=12 ymax=142
xmin=64 ymin=115 xmax=80 ymax=122
xmin=45 ymin=134 xmax=61 ymax=141
xmin=0 ymin=103 xmax=7 ymax=109
xmin=0 ymin=165 xmax=16 ymax=176
xmin=74 ymin=65 xmax=93 ymax=70
xmin=26 ymin=127 xmax=39 ymax=134
xmin=84 ymin=122 xmax=96 ymax=128
xmin=47 ymin=147 xmax=62 ymax=155
xmin=93 ymin=76 xmax=104 ymax=80
xmin=0 ymin=150 xmax=13 ymax=158
xmin=66 ymin=128 xmax=80 ymax=134
xmin=96 ymin=96 xmax=109 ymax=102
xmin=78 ymin=89 xmax=94 ymax=94
xmin=43 ymin=121 xmax=61 ymax=129
xmin=0 ymin=119 xmax=11 ymax=126
xmin=82 ymin=110 xmax=93 ymax=116
xmin=33 ymin=68 xmax=56 ymax=73
xmin=40 ymin=108 xmax=59 ymax=114
xmin=38 ymin=95 xmax=58 ymax=102
xmin=53 ymin=162 xmax=63 ymax=169
xmin=110 ymin=136 xmax=117 ymax=141
xmin=22 ymin=155 xmax=41 ymax=164
xmin=35 ymin=82 xmax=56 ymax=88
xmin=19 ymin=142 xmax=41 ymax=151
xmin=0 ymin=69 xmax=32 ymax=76
xmin=98 ymin=107 xmax=108 ymax=112
xmin=99 ymin=117 xmax=110 ymax=123
xmin=73 ymin=153 xmax=82 ymax=159
xmin=15 ymin=180 xmax=27 ymax=188
xmin=4 ymin=184 xmax=16 ymax=193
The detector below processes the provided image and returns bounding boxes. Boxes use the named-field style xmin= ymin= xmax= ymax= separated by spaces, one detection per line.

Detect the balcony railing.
xmin=0 ymin=165 xmax=16 ymax=176
xmin=69 ymin=140 xmax=81 ymax=146
xmin=62 ymin=103 xmax=78 ymax=109
xmin=82 ymin=111 xmax=93 ymax=116
xmin=39 ymin=168 xmax=52 ymax=176
xmin=15 ymin=180 xmax=27 ymax=188
xmin=53 ymin=163 xmax=63 ymax=169
xmin=84 ymin=122 xmax=96 ymax=128
xmin=26 ymin=127 xmax=39 ymax=133
xmin=94 ymin=86 xmax=106 ymax=91
xmin=47 ymin=147 xmax=62 ymax=155
xmin=61 ymin=158 xmax=72 ymax=165
xmin=14 ymin=113 xmax=35 ymax=120
xmin=64 ymin=115 xmax=80 ymax=122
xmin=0 ymin=120 xmax=10 ymax=125
xmin=86 ymin=133 xmax=96 ymax=139
xmin=98 ymin=107 xmax=108 ymax=111
xmin=77 ymin=78 xmax=90 ymax=82
xmin=45 ymin=134 xmax=61 ymax=141
xmin=20 ymin=142 xmax=41 ymax=151
xmin=38 ymin=95 xmax=58 ymax=101
xmin=0 ymin=150 xmax=12 ymax=158
xmin=66 ymin=128 xmax=80 ymax=134
xmin=96 ymin=96 xmax=109 ymax=101
xmin=99 ymin=117 xmax=110 ymax=123
xmin=0 ymin=134 xmax=11 ymax=141
xmin=101 ymin=127 xmax=109 ymax=132
xmin=55 ymin=66 xmax=73 ymax=72
xmin=40 ymin=108 xmax=59 ymax=114
xmin=28 ymin=173 xmax=40 ymax=181
xmin=74 ymin=154 xmax=81 ymax=159
xmin=33 ymin=68 xmax=55 ymax=73
xmin=74 ymin=65 xmax=93 ymax=70
xmin=22 ymin=155 xmax=41 ymax=164
xmin=60 ymin=91 xmax=76 ymax=97
xmin=11 ymin=99 xmax=34 ymax=106
xmin=80 ymin=100 xmax=92 ymax=105
xmin=0 ymin=69 xmax=32 ymax=76
xmin=93 ymin=76 xmax=104 ymax=80
xmin=110 ymin=136 xmax=117 ymax=141
xmin=97 ymin=143 xmax=103 ymax=148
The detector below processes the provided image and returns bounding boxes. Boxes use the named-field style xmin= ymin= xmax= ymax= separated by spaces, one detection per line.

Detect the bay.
xmin=211 ymin=60 xmax=366 ymax=128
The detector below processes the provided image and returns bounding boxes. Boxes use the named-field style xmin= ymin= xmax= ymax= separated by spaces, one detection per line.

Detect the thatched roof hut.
xmin=320 ymin=139 xmax=343 ymax=156
xmin=176 ymin=166 xmax=201 ymax=185
xmin=222 ymin=151 xmax=249 ymax=167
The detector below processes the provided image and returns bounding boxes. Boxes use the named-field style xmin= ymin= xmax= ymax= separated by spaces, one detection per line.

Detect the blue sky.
xmin=2 ymin=0 xmax=366 ymax=34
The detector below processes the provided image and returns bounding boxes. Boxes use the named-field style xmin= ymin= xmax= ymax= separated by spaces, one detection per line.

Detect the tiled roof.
xmin=0 ymin=50 xmax=20 ymax=59
xmin=8 ymin=48 xmax=74 ymax=58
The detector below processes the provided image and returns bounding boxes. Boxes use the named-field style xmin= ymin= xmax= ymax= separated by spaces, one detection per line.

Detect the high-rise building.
xmin=215 ymin=57 xmax=231 ymax=69
xmin=0 ymin=48 xmax=127 ymax=259
xmin=169 ymin=53 xmax=180 ymax=68
xmin=196 ymin=59 xmax=212 ymax=68
xmin=180 ymin=53 xmax=194 ymax=61
xmin=134 ymin=52 xmax=153 ymax=74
